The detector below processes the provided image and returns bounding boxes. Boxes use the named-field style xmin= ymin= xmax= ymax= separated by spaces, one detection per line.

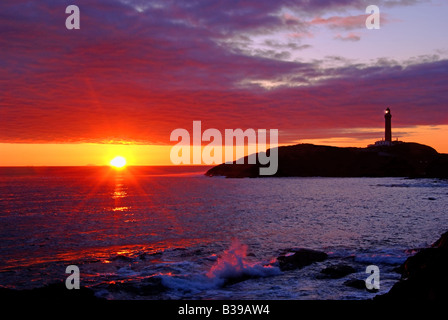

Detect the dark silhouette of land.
xmin=375 ymin=230 xmax=448 ymax=300
xmin=205 ymin=142 xmax=448 ymax=178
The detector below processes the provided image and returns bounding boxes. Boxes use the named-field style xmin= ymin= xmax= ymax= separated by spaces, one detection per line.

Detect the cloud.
xmin=334 ymin=33 xmax=361 ymax=41
xmin=311 ymin=15 xmax=367 ymax=30
xmin=0 ymin=0 xmax=444 ymax=146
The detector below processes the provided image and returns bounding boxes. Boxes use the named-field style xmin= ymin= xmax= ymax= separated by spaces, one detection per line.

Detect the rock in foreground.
xmin=320 ymin=264 xmax=356 ymax=279
xmin=0 ymin=282 xmax=100 ymax=300
xmin=277 ymin=249 xmax=328 ymax=271
xmin=376 ymin=231 xmax=448 ymax=300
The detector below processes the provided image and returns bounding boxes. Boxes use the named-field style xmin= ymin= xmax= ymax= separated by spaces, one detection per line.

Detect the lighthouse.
xmin=369 ymin=108 xmax=402 ymax=147
xmin=385 ymin=108 xmax=392 ymax=142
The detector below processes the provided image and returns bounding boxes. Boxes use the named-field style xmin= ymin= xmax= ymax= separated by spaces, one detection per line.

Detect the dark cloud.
xmin=0 ymin=0 xmax=443 ymax=146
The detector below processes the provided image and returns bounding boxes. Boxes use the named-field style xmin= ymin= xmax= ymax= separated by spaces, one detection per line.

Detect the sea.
xmin=1 ymin=166 xmax=447 ymax=300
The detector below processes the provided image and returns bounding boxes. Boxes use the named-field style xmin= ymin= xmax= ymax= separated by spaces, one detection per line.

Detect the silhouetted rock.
xmin=344 ymin=279 xmax=366 ymax=290
xmin=206 ymin=142 xmax=448 ymax=178
xmin=376 ymin=230 xmax=448 ymax=300
xmin=277 ymin=249 xmax=328 ymax=271
xmin=431 ymin=230 xmax=448 ymax=249
xmin=0 ymin=282 xmax=100 ymax=300
xmin=321 ymin=264 xmax=356 ymax=279
xmin=344 ymin=279 xmax=378 ymax=293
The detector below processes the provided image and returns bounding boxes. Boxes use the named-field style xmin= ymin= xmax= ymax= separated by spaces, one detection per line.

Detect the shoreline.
xmin=1 ymin=230 xmax=447 ymax=301
xmin=206 ymin=143 xmax=448 ymax=178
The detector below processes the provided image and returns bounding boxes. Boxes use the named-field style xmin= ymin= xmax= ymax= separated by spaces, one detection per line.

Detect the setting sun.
xmin=110 ymin=156 xmax=127 ymax=168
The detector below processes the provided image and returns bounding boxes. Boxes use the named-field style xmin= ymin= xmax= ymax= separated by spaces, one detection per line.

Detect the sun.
xmin=110 ymin=156 xmax=127 ymax=168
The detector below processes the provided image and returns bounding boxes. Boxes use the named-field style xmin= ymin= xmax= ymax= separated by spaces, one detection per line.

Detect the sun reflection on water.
xmin=111 ymin=173 xmax=129 ymax=212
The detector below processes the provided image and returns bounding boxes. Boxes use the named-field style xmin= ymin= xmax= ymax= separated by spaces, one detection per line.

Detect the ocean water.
xmin=0 ymin=166 xmax=447 ymax=300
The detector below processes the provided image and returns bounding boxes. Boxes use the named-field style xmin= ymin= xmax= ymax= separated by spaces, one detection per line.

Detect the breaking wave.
xmin=206 ymin=239 xmax=281 ymax=281
xmin=160 ymin=240 xmax=281 ymax=294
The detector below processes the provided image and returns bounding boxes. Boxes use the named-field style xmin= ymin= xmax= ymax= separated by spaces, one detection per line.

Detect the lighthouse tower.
xmin=385 ymin=108 xmax=392 ymax=142
xmin=369 ymin=108 xmax=402 ymax=147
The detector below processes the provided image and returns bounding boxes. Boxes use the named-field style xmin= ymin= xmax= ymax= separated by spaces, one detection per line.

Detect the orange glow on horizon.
xmin=299 ymin=125 xmax=448 ymax=153
xmin=0 ymin=125 xmax=448 ymax=166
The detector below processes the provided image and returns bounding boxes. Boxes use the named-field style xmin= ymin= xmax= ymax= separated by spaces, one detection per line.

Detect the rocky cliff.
xmin=206 ymin=142 xmax=448 ymax=178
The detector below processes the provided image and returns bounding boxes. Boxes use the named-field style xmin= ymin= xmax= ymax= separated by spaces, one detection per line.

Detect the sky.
xmin=1 ymin=0 xmax=447 ymax=166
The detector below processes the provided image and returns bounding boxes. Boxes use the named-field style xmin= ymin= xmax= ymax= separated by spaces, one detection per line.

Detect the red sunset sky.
xmin=1 ymin=0 xmax=447 ymax=165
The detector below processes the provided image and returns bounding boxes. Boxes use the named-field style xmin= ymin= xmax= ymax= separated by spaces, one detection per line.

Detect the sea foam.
xmin=160 ymin=239 xmax=281 ymax=293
